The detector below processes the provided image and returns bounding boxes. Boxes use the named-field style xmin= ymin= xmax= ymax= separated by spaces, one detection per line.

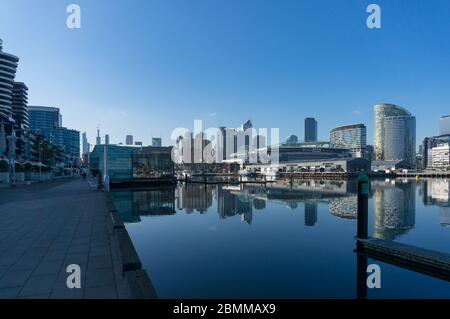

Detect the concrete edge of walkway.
xmin=104 ymin=193 xmax=158 ymax=299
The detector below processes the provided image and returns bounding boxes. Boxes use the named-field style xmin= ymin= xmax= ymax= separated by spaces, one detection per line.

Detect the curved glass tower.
xmin=439 ymin=115 xmax=450 ymax=136
xmin=384 ymin=115 xmax=416 ymax=167
xmin=0 ymin=39 xmax=19 ymax=117
xmin=374 ymin=104 xmax=411 ymax=161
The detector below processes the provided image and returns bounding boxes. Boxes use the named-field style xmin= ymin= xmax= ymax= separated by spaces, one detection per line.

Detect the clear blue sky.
xmin=1 ymin=0 xmax=449 ymax=147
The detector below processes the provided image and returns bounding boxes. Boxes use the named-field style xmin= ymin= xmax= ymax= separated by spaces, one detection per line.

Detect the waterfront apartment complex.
xmin=421 ymin=134 xmax=450 ymax=169
xmin=11 ymin=82 xmax=29 ymax=130
xmin=374 ymin=104 xmax=416 ymax=168
xmin=330 ymin=124 xmax=367 ymax=158
xmin=304 ymin=117 xmax=318 ymax=142
xmin=427 ymin=144 xmax=450 ymax=169
xmin=0 ymin=39 xmax=19 ymax=118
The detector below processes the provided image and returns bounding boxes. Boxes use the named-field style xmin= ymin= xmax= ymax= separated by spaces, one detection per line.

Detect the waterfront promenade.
xmin=0 ymin=178 xmax=133 ymax=298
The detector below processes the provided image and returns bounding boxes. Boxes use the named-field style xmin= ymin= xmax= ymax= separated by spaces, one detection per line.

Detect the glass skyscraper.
xmin=374 ymin=104 xmax=416 ymax=166
xmin=384 ymin=115 xmax=416 ymax=167
xmin=304 ymin=117 xmax=317 ymax=142
xmin=330 ymin=124 xmax=367 ymax=158
xmin=440 ymin=115 xmax=450 ymax=136
xmin=54 ymin=127 xmax=80 ymax=159
xmin=29 ymin=106 xmax=62 ymax=140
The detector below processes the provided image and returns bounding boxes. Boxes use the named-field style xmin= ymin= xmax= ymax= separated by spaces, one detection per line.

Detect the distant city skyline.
xmin=1 ymin=0 xmax=449 ymax=147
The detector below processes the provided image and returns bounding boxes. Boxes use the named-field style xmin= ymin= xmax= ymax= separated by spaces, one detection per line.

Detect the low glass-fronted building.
xmin=90 ymin=145 xmax=174 ymax=183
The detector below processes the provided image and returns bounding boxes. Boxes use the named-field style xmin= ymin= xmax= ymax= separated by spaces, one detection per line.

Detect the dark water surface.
xmin=112 ymin=178 xmax=450 ymax=298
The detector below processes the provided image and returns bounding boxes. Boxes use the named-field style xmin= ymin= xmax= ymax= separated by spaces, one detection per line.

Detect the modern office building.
xmin=384 ymin=115 xmax=416 ymax=168
xmin=439 ymin=115 xmax=450 ymax=136
xmin=0 ymin=39 xmax=19 ymax=118
xmin=29 ymin=106 xmax=62 ymax=141
xmin=373 ymin=104 xmax=416 ymax=168
xmin=374 ymin=104 xmax=412 ymax=161
xmin=152 ymin=137 xmax=162 ymax=147
xmin=330 ymin=124 xmax=367 ymax=158
xmin=304 ymin=118 xmax=318 ymax=142
xmin=421 ymin=134 xmax=450 ymax=169
xmin=134 ymin=141 xmax=143 ymax=146
xmin=54 ymin=127 xmax=80 ymax=159
xmin=11 ymin=82 xmax=29 ymax=130
xmin=427 ymin=144 xmax=450 ymax=169
xmin=126 ymin=135 xmax=134 ymax=146
xmin=286 ymin=134 xmax=298 ymax=145
xmin=89 ymin=144 xmax=174 ymax=183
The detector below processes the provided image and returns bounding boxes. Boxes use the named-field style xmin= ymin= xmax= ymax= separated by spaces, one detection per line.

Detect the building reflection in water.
xmin=420 ymin=178 xmax=450 ymax=227
xmin=304 ymin=202 xmax=317 ymax=226
xmin=175 ymin=184 xmax=213 ymax=214
xmin=372 ymin=180 xmax=416 ymax=240
xmin=112 ymin=178 xmax=450 ymax=233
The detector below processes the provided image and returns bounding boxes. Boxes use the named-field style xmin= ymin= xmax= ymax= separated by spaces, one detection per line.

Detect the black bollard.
xmin=356 ymin=252 xmax=368 ymax=299
xmin=357 ymin=171 xmax=369 ymax=241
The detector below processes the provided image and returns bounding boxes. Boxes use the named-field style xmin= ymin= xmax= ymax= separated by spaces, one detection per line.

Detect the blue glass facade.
xmin=29 ymin=106 xmax=61 ymax=141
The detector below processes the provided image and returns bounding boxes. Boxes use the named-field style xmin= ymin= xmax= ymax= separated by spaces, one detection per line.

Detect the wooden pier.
xmin=356 ymin=238 xmax=450 ymax=282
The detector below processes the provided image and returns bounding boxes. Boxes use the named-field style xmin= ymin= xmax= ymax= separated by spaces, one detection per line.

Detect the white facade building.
xmin=427 ymin=144 xmax=450 ymax=168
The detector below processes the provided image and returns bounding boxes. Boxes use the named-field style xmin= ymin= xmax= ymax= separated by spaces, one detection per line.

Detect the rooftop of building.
xmin=28 ymin=106 xmax=60 ymax=112
xmin=330 ymin=123 xmax=366 ymax=132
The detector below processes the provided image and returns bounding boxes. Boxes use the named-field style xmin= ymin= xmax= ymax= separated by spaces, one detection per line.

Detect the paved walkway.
xmin=0 ymin=178 xmax=133 ymax=298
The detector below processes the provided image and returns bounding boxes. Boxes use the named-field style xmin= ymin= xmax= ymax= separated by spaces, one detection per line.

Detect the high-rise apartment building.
xmin=0 ymin=39 xmax=19 ymax=118
xmin=11 ymin=82 xmax=29 ymax=130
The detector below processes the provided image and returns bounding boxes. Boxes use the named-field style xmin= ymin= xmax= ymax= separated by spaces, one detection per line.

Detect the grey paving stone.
xmin=50 ymin=287 xmax=83 ymax=299
xmin=18 ymin=274 xmax=57 ymax=297
xmin=0 ymin=269 xmax=33 ymax=288
xmin=12 ymin=256 xmax=41 ymax=271
xmin=0 ymin=253 xmax=22 ymax=267
xmin=85 ymin=268 xmax=115 ymax=288
xmin=84 ymin=285 xmax=117 ymax=299
xmin=0 ymin=179 xmax=127 ymax=299
xmin=67 ymin=244 xmax=90 ymax=255
xmin=32 ymin=260 xmax=64 ymax=276
xmin=64 ymin=253 xmax=89 ymax=265
xmin=89 ymin=245 xmax=111 ymax=257
xmin=17 ymin=293 xmax=50 ymax=299
xmin=88 ymin=255 xmax=113 ymax=270
xmin=0 ymin=287 xmax=21 ymax=299
xmin=42 ymin=250 xmax=67 ymax=262
xmin=0 ymin=265 xmax=10 ymax=278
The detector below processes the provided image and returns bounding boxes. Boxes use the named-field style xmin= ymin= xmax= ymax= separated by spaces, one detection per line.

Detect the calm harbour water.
xmin=112 ymin=178 xmax=450 ymax=298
